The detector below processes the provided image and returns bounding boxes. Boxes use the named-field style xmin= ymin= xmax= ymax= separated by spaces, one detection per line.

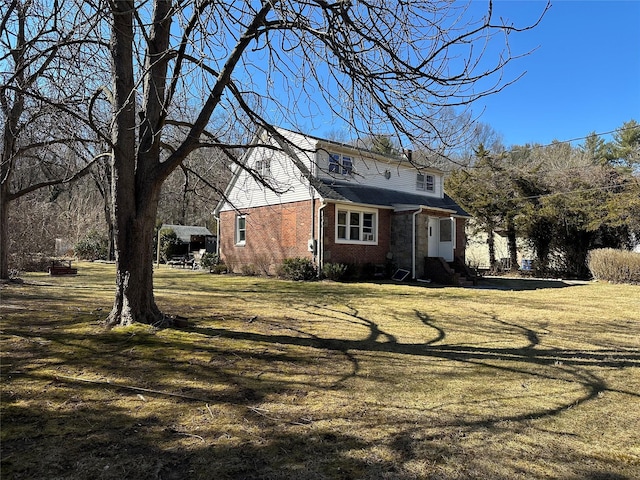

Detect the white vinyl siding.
xmin=217 ymin=131 xmax=316 ymax=212
xmin=315 ymin=149 xmax=443 ymax=199
xmin=217 ymin=130 xmax=446 ymax=215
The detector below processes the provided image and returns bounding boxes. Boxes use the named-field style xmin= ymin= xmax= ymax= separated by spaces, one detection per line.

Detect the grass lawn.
xmin=1 ymin=262 xmax=639 ymax=479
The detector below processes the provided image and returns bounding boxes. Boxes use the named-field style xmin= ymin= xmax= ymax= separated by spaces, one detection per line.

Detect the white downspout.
xmin=317 ymin=202 xmax=327 ymax=276
xmin=214 ymin=215 xmax=220 ymax=256
xmin=310 ymin=192 xmax=315 ymax=261
xmin=412 ymin=206 xmax=424 ymax=279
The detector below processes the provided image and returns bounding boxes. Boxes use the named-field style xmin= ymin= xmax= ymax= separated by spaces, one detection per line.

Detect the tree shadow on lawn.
xmin=188 ymin=322 xmax=640 ymax=391
xmin=472 ymin=276 xmax=590 ymax=291
xmin=0 ymin=397 xmax=516 ymax=480
xmin=3 ymin=367 xmax=637 ymax=480
xmin=3 ymin=304 xmax=639 ymax=479
xmin=367 ymin=276 xmax=588 ymax=292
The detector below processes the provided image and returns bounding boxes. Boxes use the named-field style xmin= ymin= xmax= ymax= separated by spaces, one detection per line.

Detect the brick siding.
xmin=219 ymin=201 xmax=466 ymax=275
xmin=219 ymin=200 xmax=315 ymax=274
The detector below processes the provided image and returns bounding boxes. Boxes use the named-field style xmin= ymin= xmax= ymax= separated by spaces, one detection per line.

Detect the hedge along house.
xmin=214 ymin=129 xmax=470 ymax=281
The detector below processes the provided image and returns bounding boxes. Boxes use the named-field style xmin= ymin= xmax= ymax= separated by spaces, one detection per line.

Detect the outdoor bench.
xmin=48 ymin=260 xmax=78 ymax=276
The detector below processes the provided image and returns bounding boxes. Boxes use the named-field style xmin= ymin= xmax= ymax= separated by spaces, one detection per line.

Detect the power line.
xmin=455 ymin=123 xmax=640 ymax=175
xmin=439 ymin=179 xmax=639 ymax=212
xmin=512 ymin=123 xmax=640 ymax=150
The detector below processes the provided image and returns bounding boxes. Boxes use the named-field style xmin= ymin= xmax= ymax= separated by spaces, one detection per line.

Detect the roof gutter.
xmin=394 ymin=204 xmax=457 ymax=215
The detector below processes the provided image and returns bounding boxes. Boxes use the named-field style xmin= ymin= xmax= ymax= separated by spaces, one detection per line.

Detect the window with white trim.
xmin=416 ymin=173 xmax=435 ymax=192
xmin=329 ymin=153 xmax=353 ymax=175
xmin=440 ymin=217 xmax=452 ymax=242
xmin=336 ymin=208 xmax=377 ymax=243
xmin=255 ymin=158 xmax=271 ymax=177
xmin=235 ymin=215 xmax=246 ymax=245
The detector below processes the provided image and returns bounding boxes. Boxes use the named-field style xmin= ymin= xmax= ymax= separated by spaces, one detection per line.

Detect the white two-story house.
xmin=214 ymin=128 xmax=470 ymax=280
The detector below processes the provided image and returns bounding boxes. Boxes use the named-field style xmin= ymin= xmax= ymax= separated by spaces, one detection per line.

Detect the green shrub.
xmin=75 ymin=230 xmax=108 ymax=260
xmin=200 ymin=253 xmax=227 ymax=274
xmin=322 ymin=262 xmax=348 ymax=281
xmin=158 ymin=228 xmax=183 ymax=262
xmin=210 ymin=263 xmax=228 ymax=274
xmin=587 ymin=248 xmax=640 ymax=284
xmin=200 ymin=252 xmax=219 ymax=270
xmin=278 ymin=257 xmax=317 ymax=281
xmin=241 ymin=263 xmax=259 ymax=276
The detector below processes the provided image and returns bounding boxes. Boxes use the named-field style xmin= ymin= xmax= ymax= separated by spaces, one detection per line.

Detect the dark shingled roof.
xmin=160 ymin=224 xmax=214 ymax=243
xmin=317 ymin=179 xmax=469 ymax=216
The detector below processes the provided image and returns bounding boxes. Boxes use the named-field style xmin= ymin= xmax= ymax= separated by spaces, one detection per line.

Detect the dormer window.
xmin=329 ymin=153 xmax=353 ymax=175
xmin=342 ymin=156 xmax=353 ymax=174
xmin=416 ymin=173 xmax=435 ymax=192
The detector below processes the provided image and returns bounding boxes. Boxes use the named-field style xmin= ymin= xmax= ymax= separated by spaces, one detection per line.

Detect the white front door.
xmin=428 ymin=216 xmax=455 ymax=261
xmin=428 ymin=217 xmax=439 ymax=257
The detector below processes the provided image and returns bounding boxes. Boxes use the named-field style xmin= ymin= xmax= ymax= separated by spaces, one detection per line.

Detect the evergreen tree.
xmin=447 ymin=144 xmax=521 ymax=272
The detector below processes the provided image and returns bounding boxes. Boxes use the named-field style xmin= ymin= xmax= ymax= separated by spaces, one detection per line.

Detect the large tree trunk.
xmin=105 ymin=0 xmax=171 ymax=327
xmin=103 ymin=1 xmax=273 ymax=327
xmin=0 ymin=185 xmax=9 ymax=280
xmin=105 ymin=2 xmax=159 ymax=327
xmin=0 ymin=117 xmax=19 ymax=280
xmin=487 ymin=227 xmax=497 ymax=272
xmin=506 ymin=216 xmax=519 ymax=272
xmin=0 ymin=3 xmax=25 ymax=281
xmin=105 ymin=189 xmax=163 ymax=327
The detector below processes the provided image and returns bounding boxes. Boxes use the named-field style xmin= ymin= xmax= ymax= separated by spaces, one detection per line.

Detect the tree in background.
xmin=158 ymin=147 xmax=232 ymax=230
xmin=449 ymin=120 xmax=640 ymax=278
xmin=507 ymin=145 xmax=554 ymax=272
xmin=0 ymin=1 xmax=104 ymax=279
xmin=520 ymin=124 xmax=640 ymax=277
xmin=157 ymin=228 xmax=183 ymax=264
xmin=354 ymin=134 xmax=401 ymax=157
xmin=446 ymin=144 xmax=521 ymax=272
xmin=610 ymin=120 xmax=640 ymax=170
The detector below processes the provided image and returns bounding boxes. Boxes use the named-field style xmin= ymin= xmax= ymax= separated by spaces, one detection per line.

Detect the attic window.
xmin=416 ymin=173 xmax=435 ymax=192
xmin=329 ymin=153 xmax=353 ymax=175
xmin=255 ymin=158 xmax=271 ymax=177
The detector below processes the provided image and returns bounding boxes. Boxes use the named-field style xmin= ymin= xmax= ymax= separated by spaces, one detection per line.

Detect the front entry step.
xmin=423 ymin=256 xmax=477 ymax=286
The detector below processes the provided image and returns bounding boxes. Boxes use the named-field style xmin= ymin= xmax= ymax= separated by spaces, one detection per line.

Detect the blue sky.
xmin=468 ymin=0 xmax=640 ymax=147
